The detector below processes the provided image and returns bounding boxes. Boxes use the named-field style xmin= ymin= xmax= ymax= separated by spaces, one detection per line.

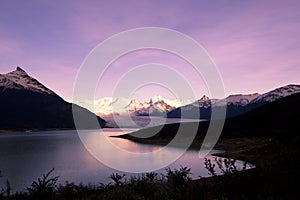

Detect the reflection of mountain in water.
xmin=102 ymin=115 xmax=201 ymax=128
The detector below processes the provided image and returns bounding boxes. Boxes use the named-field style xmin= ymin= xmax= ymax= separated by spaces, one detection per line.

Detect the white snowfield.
xmin=77 ymin=95 xmax=193 ymax=116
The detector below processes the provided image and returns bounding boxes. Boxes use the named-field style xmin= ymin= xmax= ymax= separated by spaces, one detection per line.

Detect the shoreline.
xmin=0 ymin=125 xmax=115 ymax=134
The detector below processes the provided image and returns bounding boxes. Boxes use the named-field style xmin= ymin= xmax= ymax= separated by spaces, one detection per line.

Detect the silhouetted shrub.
xmin=109 ymin=173 xmax=126 ymax=186
xmin=27 ymin=168 xmax=58 ymax=200
xmin=205 ymin=157 xmax=248 ymax=176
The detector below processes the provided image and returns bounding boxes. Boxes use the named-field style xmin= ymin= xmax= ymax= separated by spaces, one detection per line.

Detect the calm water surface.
xmin=0 ymin=128 xmax=248 ymax=193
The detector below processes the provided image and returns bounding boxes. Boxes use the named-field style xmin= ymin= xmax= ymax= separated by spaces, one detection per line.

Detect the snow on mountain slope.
xmin=77 ymin=84 xmax=300 ymax=118
xmin=191 ymin=95 xmax=211 ymax=108
xmin=0 ymin=67 xmax=55 ymax=95
xmin=78 ymin=96 xmax=192 ymax=116
xmin=179 ymin=84 xmax=300 ymax=110
xmin=132 ymin=99 xmax=175 ymax=116
xmin=250 ymin=84 xmax=300 ymax=104
xmin=214 ymin=93 xmax=260 ymax=107
xmin=77 ymin=97 xmax=130 ymax=116
xmin=186 ymin=94 xmax=261 ymax=108
xmin=149 ymin=95 xmax=192 ymax=108
xmin=126 ymin=99 xmax=148 ymax=114
xmin=0 ymin=67 xmax=106 ymax=130
xmin=167 ymin=84 xmax=300 ymax=119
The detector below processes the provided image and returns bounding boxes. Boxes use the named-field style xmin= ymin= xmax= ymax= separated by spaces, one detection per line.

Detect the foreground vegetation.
xmin=0 ymin=158 xmax=248 ymax=200
xmin=0 ymin=166 xmax=192 ymax=200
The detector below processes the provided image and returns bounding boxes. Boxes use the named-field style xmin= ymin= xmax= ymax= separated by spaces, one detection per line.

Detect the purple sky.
xmin=0 ymin=0 xmax=299 ymax=101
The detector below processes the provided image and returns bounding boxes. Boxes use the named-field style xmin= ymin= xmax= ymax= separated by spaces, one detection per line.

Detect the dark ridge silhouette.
xmin=223 ymin=92 xmax=300 ymax=137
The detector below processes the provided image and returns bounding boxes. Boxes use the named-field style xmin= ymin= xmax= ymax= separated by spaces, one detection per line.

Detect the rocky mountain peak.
xmin=1 ymin=67 xmax=55 ymax=95
xmin=200 ymin=95 xmax=210 ymax=101
xmin=16 ymin=66 xmax=26 ymax=72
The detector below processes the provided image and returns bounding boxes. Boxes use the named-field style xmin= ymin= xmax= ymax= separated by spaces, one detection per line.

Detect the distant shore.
xmin=0 ymin=126 xmax=112 ymax=134
xmin=0 ymin=128 xmax=74 ymax=134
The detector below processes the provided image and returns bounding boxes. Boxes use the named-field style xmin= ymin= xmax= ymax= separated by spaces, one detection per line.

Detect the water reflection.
xmin=79 ymin=128 xmax=200 ymax=172
xmin=103 ymin=115 xmax=201 ymax=128
xmin=0 ymin=129 xmax=252 ymax=193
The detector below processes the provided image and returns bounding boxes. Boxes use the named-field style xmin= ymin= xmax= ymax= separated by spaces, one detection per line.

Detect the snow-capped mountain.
xmin=250 ymin=84 xmax=300 ymax=104
xmin=188 ymin=93 xmax=260 ymax=108
xmin=214 ymin=93 xmax=260 ymax=107
xmin=0 ymin=67 xmax=106 ymax=130
xmin=148 ymin=95 xmax=192 ymax=108
xmin=81 ymin=97 xmax=130 ymax=116
xmin=126 ymin=99 xmax=148 ymax=114
xmin=78 ymin=95 xmax=192 ymax=117
xmin=127 ymin=98 xmax=175 ymax=116
xmin=0 ymin=67 xmax=55 ymax=95
xmin=77 ymin=83 xmax=300 ymax=119
xmin=167 ymin=84 xmax=300 ymax=119
xmin=191 ymin=95 xmax=212 ymax=108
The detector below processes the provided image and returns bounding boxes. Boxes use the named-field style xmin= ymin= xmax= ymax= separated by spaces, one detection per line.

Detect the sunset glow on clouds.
xmin=0 ymin=0 xmax=299 ymax=101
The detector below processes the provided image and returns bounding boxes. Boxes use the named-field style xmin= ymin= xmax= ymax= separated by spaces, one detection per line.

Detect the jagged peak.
xmin=7 ymin=66 xmax=29 ymax=77
xmin=1 ymin=67 xmax=56 ymax=95
xmin=129 ymin=99 xmax=143 ymax=106
xmin=199 ymin=95 xmax=209 ymax=101
xmin=16 ymin=66 xmax=25 ymax=72
xmin=149 ymin=95 xmax=162 ymax=104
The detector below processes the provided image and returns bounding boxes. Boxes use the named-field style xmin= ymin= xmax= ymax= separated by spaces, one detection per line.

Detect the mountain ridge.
xmin=77 ymin=84 xmax=300 ymax=119
xmin=77 ymin=95 xmax=192 ymax=117
xmin=167 ymin=84 xmax=300 ymax=119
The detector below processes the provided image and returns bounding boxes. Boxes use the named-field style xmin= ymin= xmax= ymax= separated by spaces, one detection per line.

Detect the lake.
xmin=102 ymin=115 xmax=202 ymax=128
xmin=0 ymin=120 xmax=250 ymax=193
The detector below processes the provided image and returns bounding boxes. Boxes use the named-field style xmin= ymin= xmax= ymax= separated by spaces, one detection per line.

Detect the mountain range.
xmin=77 ymin=95 xmax=192 ymax=117
xmin=78 ymin=84 xmax=300 ymax=120
xmin=0 ymin=67 xmax=106 ymax=131
xmin=167 ymin=84 xmax=300 ymax=119
xmin=1 ymin=67 xmax=299 ymax=131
